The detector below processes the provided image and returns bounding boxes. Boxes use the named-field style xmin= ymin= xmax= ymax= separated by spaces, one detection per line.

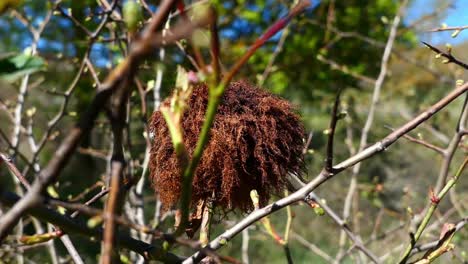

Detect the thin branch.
xmin=316 ymin=55 xmax=376 ymax=85
xmin=101 ymin=25 xmax=131 ymax=261
xmin=302 ymin=132 xmax=314 ymax=155
xmin=428 ymin=25 xmax=468 ymax=33
xmin=384 ymin=125 xmax=445 ymax=155
xmin=401 ymin=133 xmax=445 ymax=155
xmin=59 ymin=235 xmax=84 ymax=264
xmin=291 ymin=232 xmax=334 ymax=263
xmin=325 ymin=89 xmax=342 ymax=172
xmin=399 ymin=109 xmax=450 ymax=144
xmin=258 ymin=25 xmax=290 ymax=86
xmin=413 ymin=223 xmax=456 ymax=263
xmin=0 ymin=153 xmax=30 ymax=189
xmin=209 ymin=8 xmax=221 ymax=86
xmin=288 ymin=174 xmax=380 ymax=263
xmin=101 ymin=160 xmax=126 ymax=263
xmin=398 ymin=157 xmax=468 ymax=263
xmin=241 ymin=229 xmax=250 ymax=264
xmin=408 ymin=217 xmax=467 ymax=257
xmin=422 ymin=41 xmax=468 ymax=70
xmin=338 ymin=1 xmax=407 ymax=259
xmin=283 ymin=190 xmax=294 ymax=264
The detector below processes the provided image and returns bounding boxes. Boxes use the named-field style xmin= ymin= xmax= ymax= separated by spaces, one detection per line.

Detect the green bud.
xmin=120 ymin=254 xmax=131 ymax=264
xmin=146 ymin=79 xmax=155 ymax=91
xmin=337 ymin=111 xmax=347 ymax=120
xmin=87 ymin=215 xmax=103 ymax=228
xmin=19 ymin=233 xmax=54 ymax=244
xmin=47 ymin=186 xmax=59 ymax=198
xmin=123 ymin=0 xmax=143 ymax=33
xmin=313 ymin=206 xmax=325 ymax=216
xmin=451 ymin=29 xmax=461 ymax=38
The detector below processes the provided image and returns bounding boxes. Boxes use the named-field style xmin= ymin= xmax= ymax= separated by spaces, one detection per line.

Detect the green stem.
xmin=399 ymin=157 xmax=468 ymax=263
xmin=176 ymin=88 xmax=223 ymax=235
xmin=283 ymin=191 xmax=294 ymax=263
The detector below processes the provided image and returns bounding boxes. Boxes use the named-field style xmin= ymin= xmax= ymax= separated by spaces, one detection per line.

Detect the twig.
xmin=101 ymin=160 xmax=126 ymax=263
xmin=384 ymin=125 xmax=445 ymax=155
xmin=10 ymin=2 xmax=54 ymax=156
xmin=0 ymin=153 xmax=30 ymax=189
xmin=408 ymin=217 xmax=467 ymax=257
xmin=288 ymin=174 xmax=380 ymax=263
xmin=250 ymin=190 xmax=286 ymax=246
xmin=316 ymin=55 xmax=375 ymax=85
xmin=401 ymin=133 xmax=445 ymax=155
xmin=302 ymin=132 xmax=314 ymax=155
xmin=258 ymin=24 xmax=290 ymax=86
xmin=241 ymin=229 xmax=250 ymax=264
xmin=209 ymin=8 xmax=221 ymax=86
xmin=101 ymin=17 xmax=133 ymax=259
xmin=291 ymin=232 xmax=334 ymax=263
xmin=413 ymin=223 xmax=456 ymax=264
xmin=324 ymin=89 xmax=342 ymax=172
xmin=406 ymin=93 xmax=468 ymax=242
xmin=308 ymin=15 xmax=447 ymax=80
xmin=59 ymin=235 xmax=84 ymax=264
xmin=399 ymin=109 xmax=450 ymax=145
xmin=398 ymin=157 xmax=468 ymax=263
xmin=46 ymin=198 xmax=236 ymax=263
xmin=22 ymin=53 xmax=88 ymax=177
xmin=428 ymin=25 xmax=468 ymax=33
xmin=435 ymin=92 xmax=468 ymax=192
xmin=422 ymin=41 xmax=468 ymax=70
xmin=283 ymin=190 xmax=294 ymax=264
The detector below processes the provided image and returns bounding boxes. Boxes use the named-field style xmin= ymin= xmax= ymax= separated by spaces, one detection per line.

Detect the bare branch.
xmin=422 ymin=41 xmax=468 ymax=70
xmin=324 ymin=89 xmax=342 ymax=172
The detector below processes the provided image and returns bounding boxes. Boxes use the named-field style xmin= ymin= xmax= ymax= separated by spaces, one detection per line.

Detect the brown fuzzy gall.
xmin=149 ymin=80 xmax=305 ymax=212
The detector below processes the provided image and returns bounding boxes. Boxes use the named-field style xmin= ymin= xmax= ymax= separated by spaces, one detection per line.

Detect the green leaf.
xmin=0 ymin=53 xmax=46 ymax=82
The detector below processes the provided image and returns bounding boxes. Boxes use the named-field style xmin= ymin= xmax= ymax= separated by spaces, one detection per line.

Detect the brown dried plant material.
xmin=149 ymin=80 xmax=305 ymax=212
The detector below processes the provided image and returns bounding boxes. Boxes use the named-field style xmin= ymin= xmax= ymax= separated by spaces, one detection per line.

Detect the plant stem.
xmin=398 ymin=156 xmax=468 ymax=263
xmin=176 ymin=90 xmax=222 ymax=235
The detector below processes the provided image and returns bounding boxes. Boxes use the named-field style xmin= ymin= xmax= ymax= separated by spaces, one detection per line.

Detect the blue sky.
xmin=407 ymin=0 xmax=468 ymax=44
